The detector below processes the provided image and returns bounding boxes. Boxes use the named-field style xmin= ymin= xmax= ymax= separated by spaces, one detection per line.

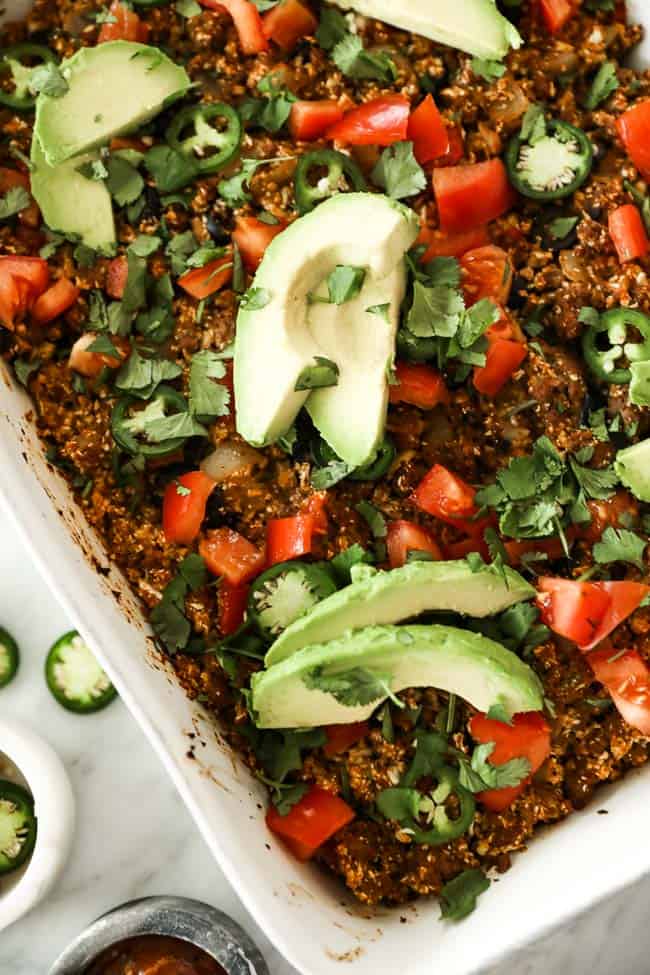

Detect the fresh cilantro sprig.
xmin=457 ymin=741 xmax=530 ymax=793
xmin=593 ymin=526 xmax=647 ymax=571
xmin=189 ymin=350 xmax=231 ymax=420
xmin=584 ymin=61 xmax=619 ymax=110
xmin=371 ymin=141 xmax=426 ymax=200
xmin=0 ymin=186 xmax=30 ymax=221
xmin=440 ymin=870 xmax=490 ymax=921
xmin=151 ymin=554 xmax=207 ymax=653
xmin=305 ymin=665 xmax=403 ymax=708
xmin=470 ymin=57 xmax=506 ymax=82
xmin=331 ymin=34 xmax=396 ymax=82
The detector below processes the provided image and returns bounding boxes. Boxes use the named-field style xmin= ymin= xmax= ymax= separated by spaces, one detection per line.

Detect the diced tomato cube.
xmin=407 ymin=95 xmax=449 ymax=164
xmin=200 ymin=527 xmax=266 ymax=585
xmin=433 ymin=159 xmax=516 ymax=233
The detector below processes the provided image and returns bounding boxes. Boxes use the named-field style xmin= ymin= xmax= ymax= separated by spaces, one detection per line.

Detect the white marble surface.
xmin=1 ymin=506 xmax=650 ymax=975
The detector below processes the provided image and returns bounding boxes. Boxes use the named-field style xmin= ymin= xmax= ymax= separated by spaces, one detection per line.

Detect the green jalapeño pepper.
xmin=45 ymin=631 xmax=117 ymax=713
xmin=0 ymin=626 xmax=19 ymax=689
xmin=0 ymin=780 xmax=37 ymax=875
xmin=376 ymin=766 xmax=475 ymax=845
xmin=582 ymin=307 xmax=650 ymax=384
xmin=294 ymin=149 xmax=366 ymax=214
xmin=112 ymin=385 xmax=203 ymax=457
xmin=166 ymin=103 xmax=242 ymax=175
xmin=506 ymin=114 xmax=593 ymax=201
xmin=0 ymin=43 xmax=57 ymax=110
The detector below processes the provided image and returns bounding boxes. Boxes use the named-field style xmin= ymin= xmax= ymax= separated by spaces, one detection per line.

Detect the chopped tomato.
xmin=323 ymin=722 xmax=369 ymax=757
xmin=266 ymin=514 xmax=314 ymax=565
xmin=469 ymin=712 xmax=551 ymax=812
xmin=617 ymin=101 xmax=650 ymax=181
xmin=588 ymin=646 xmax=650 ymax=736
xmin=387 ymin=520 xmax=443 ymax=569
xmin=412 ymin=464 xmax=479 ymax=528
xmin=389 ymin=361 xmax=449 ymax=410
xmin=0 ymin=255 xmax=49 ymax=297
xmin=266 ymin=785 xmax=355 ymax=860
xmin=460 ymin=245 xmax=513 ymax=306
xmin=539 ymin=0 xmax=575 ymax=34
xmin=178 ymin=250 xmax=233 ymax=299
xmin=416 ymin=223 xmax=489 ymax=262
xmin=218 ymin=579 xmax=249 ymax=636
xmin=200 ymin=527 xmax=266 ymax=585
xmin=433 ymin=159 xmax=516 ymax=233
xmin=68 ymin=332 xmax=130 ymax=378
xmin=289 ymin=100 xmax=344 ymax=142
xmin=303 ymin=492 xmax=328 ymax=535
xmin=431 ymin=124 xmax=464 ymax=167
xmin=0 ymin=167 xmax=39 ymax=228
xmin=199 ymin=0 xmax=268 ymax=53
xmin=162 ymin=471 xmax=216 ymax=545
xmin=537 ymin=578 xmax=650 ymax=650
xmin=31 ymin=278 xmax=80 ymax=326
xmin=502 ymin=535 xmax=568 ymax=567
xmin=582 ymin=492 xmax=639 ymax=544
xmin=0 ymin=270 xmax=33 ymax=331
xmin=98 ymin=0 xmax=145 ymax=41
xmin=407 ymin=95 xmax=449 ymax=164
xmin=262 ymin=0 xmax=317 ymax=50
xmin=106 ymin=256 xmax=128 ymax=299
xmin=473 ymin=338 xmax=527 ymax=397
xmin=232 ymin=216 xmax=285 ymax=271
xmin=325 ymin=95 xmax=410 ymax=147
xmin=608 ymin=204 xmax=649 ymax=263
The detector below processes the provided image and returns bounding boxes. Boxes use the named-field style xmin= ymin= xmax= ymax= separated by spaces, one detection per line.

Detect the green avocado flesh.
xmin=615 ymin=437 xmax=650 ymax=503
xmin=34 ymin=41 xmax=191 ymax=166
xmin=265 ymin=559 xmax=534 ymax=666
xmin=234 ymin=192 xmax=419 ymax=468
xmin=332 ymin=0 xmax=521 ymax=59
xmin=252 ymin=623 xmax=544 ymax=729
xmin=30 ymin=137 xmax=116 ymax=251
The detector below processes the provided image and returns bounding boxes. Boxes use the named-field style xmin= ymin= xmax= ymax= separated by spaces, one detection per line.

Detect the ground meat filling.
xmin=2 ymin=0 xmax=650 ymax=908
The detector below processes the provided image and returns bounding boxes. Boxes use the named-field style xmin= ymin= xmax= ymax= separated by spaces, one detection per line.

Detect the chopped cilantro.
xmin=144 ymin=145 xmax=198 ymax=193
xmin=584 ymin=61 xmax=618 ymax=110
xmin=294 ymin=356 xmax=340 ymax=391
xmin=305 ymin=666 xmax=400 ymax=707
xmin=29 ymin=61 xmax=68 ymax=97
xmin=332 ymin=34 xmax=396 ymax=82
xmin=470 ymin=57 xmax=506 ymax=82
xmin=371 ymin=141 xmax=426 ymax=200
xmin=106 ymin=155 xmax=144 ymax=207
xmin=188 ymin=350 xmax=230 ymax=420
xmin=593 ymin=526 xmax=647 ymax=571
xmin=0 ymin=186 xmax=30 ymax=221
xmin=440 ymin=870 xmax=490 ymax=922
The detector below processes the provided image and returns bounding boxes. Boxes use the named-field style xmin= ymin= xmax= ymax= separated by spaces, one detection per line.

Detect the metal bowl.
xmin=48 ymin=896 xmax=270 ymax=975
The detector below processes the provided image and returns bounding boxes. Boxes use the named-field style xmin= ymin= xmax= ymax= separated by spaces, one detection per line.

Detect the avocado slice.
xmin=30 ymin=136 xmax=116 ymax=251
xmin=234 ymin=193 xmax=418 ymax=467
xmin=34 ymin=41 xmax=191 ymax=167
xmin=615 ymin=438 xmax=650 ymax=502
xmin=265 ymin=559 xmax=534 ymax=666
xmin=252 ymin=623 xmax=544 ymax=729
xmin=331 ymin=0 xmax=521 ymax=60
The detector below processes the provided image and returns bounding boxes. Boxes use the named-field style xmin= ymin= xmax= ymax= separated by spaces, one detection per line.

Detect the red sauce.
xmin=86 ymin=935 xmax=226 ymax=975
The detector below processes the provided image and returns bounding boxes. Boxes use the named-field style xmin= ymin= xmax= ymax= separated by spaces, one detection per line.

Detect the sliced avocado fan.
xmin=265 ymin=559 xmax=534 ymax=666
xmin=331 ymin=0 xmax=521 ymax=60
xmin=234 ymin=192 xmax=419 ymax=468
xmin=252 ymin=623 xmax=544 ymax=729
xmin=34 ymin=41 xmax=191 ymax=167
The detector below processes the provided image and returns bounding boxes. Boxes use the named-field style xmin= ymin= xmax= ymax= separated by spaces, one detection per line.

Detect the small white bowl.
xmin=0 ymin=716 xmax=75 ymax=932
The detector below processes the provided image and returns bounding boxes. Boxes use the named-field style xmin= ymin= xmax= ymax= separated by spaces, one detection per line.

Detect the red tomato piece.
xmin=199 ymin=0 xmax=268 ymax=53
xmin=218 ymin=579 xmax=249 ymax=636
xmin=416 ymin=223 xmax=489 ymax=262
xmin=232 ymin=216 xmax=285 ymax=271
xmin=266 ymin=785 xmax=355 ymax=860
xmin=325 ymin=95 xmax=410 ymax=147
xmin=407 ymin=95 xmax=449 ymax=164
xmin=537 ymin=578 xmax=612 ymax=648
xmin=68 ymin=332 xmax=130 ymax=378
xmin=431 ymin=124 xmax=465 ymax=168
xmin=588 ymin=646 xmax=650 ymax=736
xmin=389 ymin=361 xmax=449 ymax=410
xmin=387 ymin=520 xmax=443 ymax=569
xmin=289 ymin=100 xmax=344 ymax=142
xmin=106 ymin=256 xmax=128 ymax=300
xmin=539 ymin=0 xmax=575 ymax=34
xmin=582 ymin=492 xmax=639 ymax=544
xmin=162 ymin=471 xmax=216 ymax=545
xmin=303 ymin=492 xmax=328 ymax=535
xmin=460 ymin=245 xmax=513 ymax=306
xmin=0 ymin=270 xmax=33 ymax=331
xmin=617 ymin=101 xmax=650 ymax=181
xmin=200 ymin=528 xmax=266 ymax=585
xmin=469 ymin=712 xmax=551 ymax=812
xmin=473 ymin=338 xmax=527 ymax=397
xmin=586 ymin=581 xmax=650 ymax=650
xmin=31 ymin=278 xmax=80 ymax=326
xmin=262 ymin=0 xmax=317 ymax=50
xmin=266 ymin=514 xmax=314 ymax=565
xmin=98 ymin=0 xmax=143 ymax=41
xmin=502 ymin=535 xmax=568 ymax=567
xmin=0 ymin=255 xmax=49 ymax=298
xmin=412 ymin=464 xmax=479 ymax=527
xmin=608 ymin=204 xmax=649 ymax=263
xmin=323 ymin=722 xmax=369 ymax=757
xmin=178 ymin=251 xmax=234 ymax=299
xmin=433 ymin=159 xmax=516 ymax=233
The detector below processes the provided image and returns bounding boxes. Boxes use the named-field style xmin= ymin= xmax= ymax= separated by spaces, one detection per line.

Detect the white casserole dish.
xmin=1 ymin=4 xmax=649 ymax=972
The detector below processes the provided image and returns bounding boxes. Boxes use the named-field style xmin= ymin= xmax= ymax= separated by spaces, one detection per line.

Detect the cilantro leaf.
xmin=13 ymin=356 xmax=41 ymax=386
xmin=324 ymin=265 xmax=366 ymax=304
xmin=29 ymin=61 xmax=69 ymax=97
xmin=217 ymin=158 xmax=261 ymax=207
xmin=311 ymin=459 xmax=351 ymax=489
xmin=568 ymin=454 xmax=618 ymax=500
xmin=188 ymin=350 xmax=230 ymax=420
xmin=457 ymin=741 xmax=530 ymax=793
xmin=77 ymin=158 xmax=109 ymax=181
xmin=371 ymin=141 xmax=426 ymax=200
xmin=548 ymin=216 xmax=579 ymax=240
xmin=255 ymin=727 xmax=326 ymax=782
xmin=176 ymin=0 xmax=202 ymax=15
xmin=0 ymin=185 xmax=30 ymax=221
xmin=355 ymin=500 xmax=387 ymax=538
xmin=593 ymin=526 xmax=647 ymax=571
xmin=584 ymin=61 xmax=619 ymax=110
xmin=106 ymin=155 xmax=144 ymax=207
xmin=150 ymin=553 xmax=206 ymax=654
xmin=470 ymin=57 xmax=506 ymax=82
xmin=144 ymin=145 xmax=198 ymax=193
xmin=331 ymin=34 xmax=396 ymax=82
xmin=115 ymin=349 xmax=182 ymax=398
xmin=439 ymin=870 xmax=490 ymax=922
xmin=294 ymin=356 xmax=339 ymax=391
xmin=165 ymin=230 xmax=199 ymax=276
xmin=329 ymin=544 xmax=373 ymax=583
xmin=316 ymin=6 xmax=348 ymax=49
xmin=305 ymin=666 xmax=395 ymax=706
xmin=86 ymin=334 xmax=120 ymax=357
xmin=240 ymin=286 xmax=271 ymax=310
xmin=272 ymin=782 xmax=309 ymax=816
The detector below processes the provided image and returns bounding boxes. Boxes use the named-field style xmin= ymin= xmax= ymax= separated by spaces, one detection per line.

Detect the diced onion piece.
xmin=200 ymin=440 xmax=261 ymax=481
